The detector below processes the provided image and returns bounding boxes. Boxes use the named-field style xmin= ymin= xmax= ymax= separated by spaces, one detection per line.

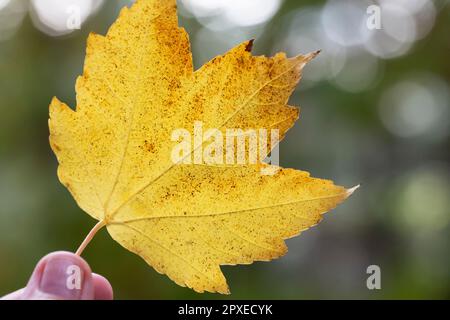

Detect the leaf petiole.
xmin=75 ymin=220 xmax=106 ymax=256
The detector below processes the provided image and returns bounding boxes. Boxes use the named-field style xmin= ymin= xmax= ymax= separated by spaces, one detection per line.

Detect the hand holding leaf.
xmin=49 ymin=0 xmax=357 ymax=294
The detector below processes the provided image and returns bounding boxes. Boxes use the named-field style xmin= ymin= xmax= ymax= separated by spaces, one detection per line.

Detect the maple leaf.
xmin=49 ymin=0 xmax=357 ymax=294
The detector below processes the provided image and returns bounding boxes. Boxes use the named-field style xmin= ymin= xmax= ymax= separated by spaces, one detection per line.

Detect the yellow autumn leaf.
xmin=48 ymin=0 xmax=357 ymax=294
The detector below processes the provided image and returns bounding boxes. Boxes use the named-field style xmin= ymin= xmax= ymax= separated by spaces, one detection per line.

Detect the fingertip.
xmin=92 ymin=273 xmax=114 ymax=300
xmin=23 ymin=251 xmax=95 ymax=300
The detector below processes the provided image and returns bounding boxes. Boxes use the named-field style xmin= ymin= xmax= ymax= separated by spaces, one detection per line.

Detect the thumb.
xmin=21 ymin=251 xmax=95 ymax=300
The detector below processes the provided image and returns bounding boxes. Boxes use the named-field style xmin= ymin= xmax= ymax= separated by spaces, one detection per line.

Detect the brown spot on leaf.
xmin=245 ymin=39 xmax=254 ymax=52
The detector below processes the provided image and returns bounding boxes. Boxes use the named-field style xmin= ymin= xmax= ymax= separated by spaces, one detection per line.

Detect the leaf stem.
xmin=75 ymin=220 xmax=106 ymax=256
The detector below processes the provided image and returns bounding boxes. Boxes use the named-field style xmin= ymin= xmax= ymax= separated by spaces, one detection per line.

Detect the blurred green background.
xmin=0 ymin=0 xmax=449 ymax=299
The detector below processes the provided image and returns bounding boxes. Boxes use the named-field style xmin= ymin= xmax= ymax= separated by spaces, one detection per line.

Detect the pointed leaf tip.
xmin=245 ymin=39 xmax=255 ymax=52
xmin=346 ymin=185 xmax=360 ymax=197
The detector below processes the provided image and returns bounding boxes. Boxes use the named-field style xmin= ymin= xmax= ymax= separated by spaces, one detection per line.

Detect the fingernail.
xmin=39 ymin=256 xmax=86 ymax=299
